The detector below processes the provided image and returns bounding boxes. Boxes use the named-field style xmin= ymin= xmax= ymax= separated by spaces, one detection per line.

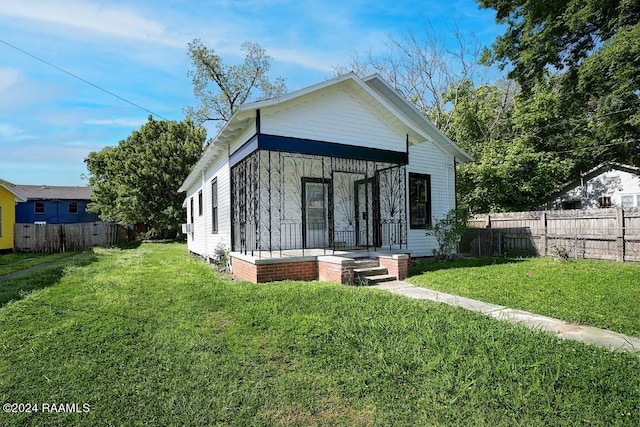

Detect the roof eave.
xmin=0 ymin=184 xmax=27 ymax=202
xmin=362 ymin=74 xmax=474 ymax=163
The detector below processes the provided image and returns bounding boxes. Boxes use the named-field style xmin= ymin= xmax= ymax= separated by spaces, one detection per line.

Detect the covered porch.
xmin=230 ymin=142 xmax=408 ymax=258
xmin=228 ymin=137 xmax=410 ymax=284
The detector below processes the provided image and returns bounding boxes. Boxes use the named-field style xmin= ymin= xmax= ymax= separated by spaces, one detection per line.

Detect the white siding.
xmin=260 ymin=87 xmax=405 ymax=152
xmin=543 ymin=169 xmax=640 ymax=210
xmin=406 ymin=141 xmax=456 ymax=257
xmin=185 ymin=154 xmax=231 ymax=259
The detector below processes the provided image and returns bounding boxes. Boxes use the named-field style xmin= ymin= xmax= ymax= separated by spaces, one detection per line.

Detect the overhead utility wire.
xmin=0 ymin=38 xmax=169 ymax=120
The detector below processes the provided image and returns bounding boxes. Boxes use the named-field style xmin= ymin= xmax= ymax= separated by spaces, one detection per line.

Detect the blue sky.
xmin=0 ymin=0 xmax=504 ymax=186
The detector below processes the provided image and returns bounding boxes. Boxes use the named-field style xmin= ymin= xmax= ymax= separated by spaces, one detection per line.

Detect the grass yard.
xmin=408 ymin=257 xmax=640 ymax=338
xmin=0 ymin=252 xmax=81 ymax=277
xmin=0 ymin=252 xmax=96 ymax=307
xmin=0 ymin=243 xmax=638 ymax=426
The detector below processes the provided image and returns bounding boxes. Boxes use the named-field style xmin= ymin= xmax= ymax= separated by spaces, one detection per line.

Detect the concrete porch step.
xmin=353 ymin=259 xmax=379 ymax=269
xmin=363 ymin=274 xmax=397 ymax=285
xmin=353 ymin=266 xmax=388 ymax=277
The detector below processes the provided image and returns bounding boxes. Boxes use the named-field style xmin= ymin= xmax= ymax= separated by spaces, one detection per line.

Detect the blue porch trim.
xmin=229 ymin=133 xmax=408 ymax=167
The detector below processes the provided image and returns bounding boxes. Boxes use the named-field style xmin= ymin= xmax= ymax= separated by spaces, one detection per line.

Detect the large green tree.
xmin=446 ymin=79 xmax=573 ymax=212
xmin=85 ymin=117 xmax=206 ymax=238
xmin=478 ymin=0 xmax=639 ymax=91
xmin=479 ymin=0 xmax=640 ymax=168
xmin=185 ymin=39 xmax=287 ymax=126
xmin=344 ymin=27 xmax=578 ymax=213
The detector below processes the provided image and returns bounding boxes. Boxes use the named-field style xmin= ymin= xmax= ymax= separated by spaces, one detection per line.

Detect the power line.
xmin=0 ymin=38 xmax=169 ymax=120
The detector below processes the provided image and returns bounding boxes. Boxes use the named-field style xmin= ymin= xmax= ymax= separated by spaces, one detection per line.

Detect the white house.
xmin=541 ymin=162 xmax=640 ymax=210
xmin=178 ymin=73 xmax=473 ymax=283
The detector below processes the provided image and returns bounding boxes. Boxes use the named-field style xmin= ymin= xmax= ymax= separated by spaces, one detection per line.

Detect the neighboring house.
xmin=14 ymin=185 xmax=99 ymax=224
xmin=179 ymin=73 xmax=473 ymax=283
xmin=541 ymin=162 xmax=640 ymax=210
xmin=0 ymin=180 xmax=27 ymax=251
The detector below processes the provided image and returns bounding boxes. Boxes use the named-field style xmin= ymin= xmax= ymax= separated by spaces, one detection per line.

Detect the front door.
xmin=302 ymin=178 xmax=331 ymax=248
xmin=355 ymin=178 xmax=377 ymax=248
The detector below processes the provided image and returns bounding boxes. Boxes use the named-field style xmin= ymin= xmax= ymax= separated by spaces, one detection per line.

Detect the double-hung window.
xmin=409 ymin=173 xmax=431 ymax=229
xmin=211 ymin=179 xmax=218 ymax=233
xmin=621 ymin=195 xmax=634 ymax=207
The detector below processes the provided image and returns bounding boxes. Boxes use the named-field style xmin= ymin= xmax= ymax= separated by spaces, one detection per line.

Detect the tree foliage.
xmin=478 ymin=0 xmax=639 ymax=91
xmin=448 ymin=79 xmax=573 ymax=212
xmin=186 ymin=39 xmax=287 ymax=126
xmin=341 ymin=24 xmax=483 ymax=134
xmin=479 ymin=0 xmax=640 ymax=168
xmin=85 ymin=117 xmax=206 ymax=238
xmin=575 ymin=24 xmax=640 ymax=165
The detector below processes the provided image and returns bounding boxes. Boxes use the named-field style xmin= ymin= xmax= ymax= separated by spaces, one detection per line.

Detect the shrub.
xmin=426 ymin=207 xmax=470 ymax=260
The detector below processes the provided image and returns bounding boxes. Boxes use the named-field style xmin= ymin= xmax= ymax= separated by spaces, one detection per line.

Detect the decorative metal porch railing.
xmin=233 ymin=219 xmax=407 ymax=255
xmin=231 ymin=149 xmax=408 ymax=257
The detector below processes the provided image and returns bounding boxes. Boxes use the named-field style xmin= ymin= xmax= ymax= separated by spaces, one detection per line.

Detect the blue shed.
xmin=14 ymin=185 xmax=99 ymax=224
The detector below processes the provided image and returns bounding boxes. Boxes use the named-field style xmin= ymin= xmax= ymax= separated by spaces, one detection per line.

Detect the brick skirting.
xmin=231 ymin=252 xmax=409 ymax=284
xmin=231 ymin=256 xmax=318 ymax=283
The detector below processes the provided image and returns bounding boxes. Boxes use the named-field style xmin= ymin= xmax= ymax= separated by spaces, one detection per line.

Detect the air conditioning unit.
xmin=181 ymin=223 xmax=193 ymax=234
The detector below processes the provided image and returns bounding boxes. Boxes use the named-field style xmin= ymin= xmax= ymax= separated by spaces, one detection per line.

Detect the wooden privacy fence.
xmin=14 ymin=222 xmax=129 ymax=252
xmin=461 ymin=207 xmax=640 ymax=262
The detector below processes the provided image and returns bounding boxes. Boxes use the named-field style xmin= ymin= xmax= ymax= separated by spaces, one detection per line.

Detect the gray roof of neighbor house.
xmin=13 ymin=185 xmax=92 ymax=201
xmin=0 ymin=179 xmax=27 ymax=202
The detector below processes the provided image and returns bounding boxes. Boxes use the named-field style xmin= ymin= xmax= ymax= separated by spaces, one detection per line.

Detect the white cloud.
xmin=268 ymin=47 xmax=337 ymax=73
xmin=0 ymin=67 xmax=22 ymax=93
xmin=0 ymin=0 xmax=188 ymax=47
xmin=84 ymin=118 xmax=147 ymax=127
xmin=0 ymin=123 xmax=35 ymax=141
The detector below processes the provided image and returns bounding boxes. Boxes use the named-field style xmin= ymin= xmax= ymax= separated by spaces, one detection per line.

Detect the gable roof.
xmin=361 ymin=74 xmax=471 ymax=162
xmin=12 ymin=185 xmax=92 ymax=201
xmin=179 ymin=73 xmax=472 ymax=193
xmin=0 ymin=180 xmax=27 ymax=202
xmin=544 ymin=162 xmax=640 ymax=202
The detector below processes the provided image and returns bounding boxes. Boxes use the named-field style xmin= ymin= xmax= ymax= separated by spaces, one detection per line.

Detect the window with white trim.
xmin=211 ymin=178 xmax=218 ymax=233
xmin=621 ymin=195 xmax=634 ymax=207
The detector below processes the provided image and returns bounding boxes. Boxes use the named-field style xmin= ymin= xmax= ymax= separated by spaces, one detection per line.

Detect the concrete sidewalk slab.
xmin=371 ymin=281 xmax=640 ymax=355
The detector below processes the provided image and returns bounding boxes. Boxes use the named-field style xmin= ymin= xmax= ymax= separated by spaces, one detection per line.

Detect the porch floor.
xmin=230 ymin=248 xmax=408 ymax=262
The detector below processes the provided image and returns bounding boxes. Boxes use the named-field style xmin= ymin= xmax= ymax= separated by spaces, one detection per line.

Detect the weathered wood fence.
xmin=14 ymin=222 xmax=129 ymax=252
xmin=461 ymin=208 xmax=640 ymax=262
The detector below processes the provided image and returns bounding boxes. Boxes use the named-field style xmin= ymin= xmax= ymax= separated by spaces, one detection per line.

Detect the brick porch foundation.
xmin=230 ymin=252 xmax=409 ymax=284
xmin=377 ymin=254 xmax=410 ymax=280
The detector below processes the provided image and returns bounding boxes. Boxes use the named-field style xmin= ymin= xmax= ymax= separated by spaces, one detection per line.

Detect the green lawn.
xmin=408 ymin=257 xmax=640 ymax=337
xmin=0 ymin=252 xmax=96 ymax=306
xmin=0 ymin=243 xmax=638 ymax=426
xmin=0 ymin=252 xmax=81 ymax=276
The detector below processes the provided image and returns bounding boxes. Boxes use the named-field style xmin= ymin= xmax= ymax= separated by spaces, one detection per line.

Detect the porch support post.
xmin=403 ymin=165 xmax=408 ymax=250
xmin=322 ymin=156 xmax=328 ymax=255
xmin=267 ymin=150 xmax=272 ymax=254
xmin=279 ymin=152 xmax=284 ymax=256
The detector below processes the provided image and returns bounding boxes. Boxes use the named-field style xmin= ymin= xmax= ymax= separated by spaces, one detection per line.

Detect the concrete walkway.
xmin=371 ymin=281 xmax=640 ymax=355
